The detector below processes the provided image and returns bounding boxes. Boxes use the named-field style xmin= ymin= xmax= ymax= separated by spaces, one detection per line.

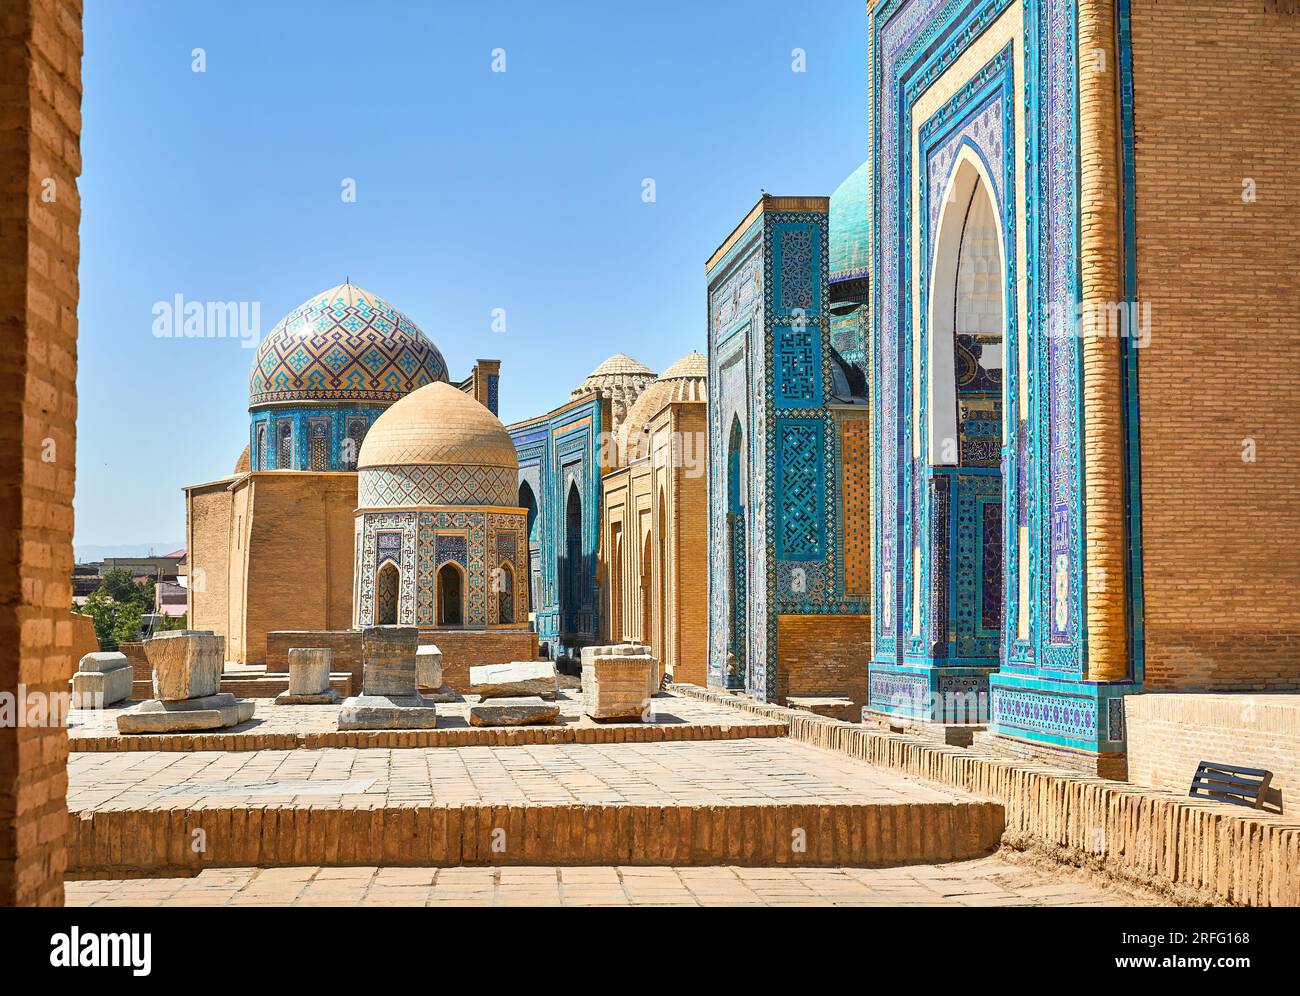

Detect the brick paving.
xmin=69 ymin=738 xmax=971 ymax=811
xmin=66 ymin=855 xmax=1138 ymax=907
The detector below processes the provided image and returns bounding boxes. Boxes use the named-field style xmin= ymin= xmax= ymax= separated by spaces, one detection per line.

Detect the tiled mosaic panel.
xmin=249 ymin=285 xmax=447 ymax=405
xmin=359 ymin=464 xmax=516 ymax=508
xmin=506 ymin=400 xmax=602 ymax=655
xmin=250 ymin=406 xmax=384 ymax=472
xmin=775 ymin=421 xmax=826 ymax=560
xmin=357 ymin=509 xmax=525 ymax=629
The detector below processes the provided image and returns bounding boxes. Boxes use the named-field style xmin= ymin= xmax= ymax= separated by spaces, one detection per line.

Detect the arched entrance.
xmin=925 ymin=153 xmax=1006 ymax=679
xmin=725 ymin=416 xmax=747 ymax=688
xmin=563 ymin=479 xmax=582 ymax=639
xmin=495 ymin=561 xmax=515 ymax=625
xmin=517 ymin=480 xmax=540 ymax=622
xmin=437 ymin=563 xmax=464 ymax=626
xmin=375 ymin=562 xmax=399 ymax=625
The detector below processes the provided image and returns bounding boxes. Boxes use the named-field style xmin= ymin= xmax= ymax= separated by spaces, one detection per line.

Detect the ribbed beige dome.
xmin=233 ymin=444 xmax=250 ymax=474
xmin=571 ymin=353 xmax=657 ymax=436
xmin=358 ymin=382 xmax=517 ymax=471
xmin=617 ymin=351 xmax=708 ymax=464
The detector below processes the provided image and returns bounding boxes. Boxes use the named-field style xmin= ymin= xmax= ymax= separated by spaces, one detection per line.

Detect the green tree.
xmin=74 ymin=569 xmax=152 ymax=651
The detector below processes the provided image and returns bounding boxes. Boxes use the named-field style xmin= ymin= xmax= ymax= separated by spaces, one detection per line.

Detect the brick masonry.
xmin=776 ymin=613 xmax=870 ymax=710
xmin=672 ymin=685 xmax=1300 ymax=906
xmin=187 ymin=472 xmax=359 ymax=665
xmin=69 ymin=799 xmax=1003 ymax=876
xmin=434 ymin=628 xmax=538 ymax=690
xmin=0 ymin=0 xmax=82 ymax=908
xmin=266 ymin=630 xmax=361 ymax=687
xmin=1125 ymin=693 xmax=1300 ymax=810
xmin=1130 ymin=3 xmax=1300 ymax=690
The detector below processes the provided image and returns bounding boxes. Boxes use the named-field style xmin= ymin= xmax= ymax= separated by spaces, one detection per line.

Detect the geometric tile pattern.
xmin=358 ymin=464 xmax=517 ymax=509
xmin=356 ymin=508 xmax=527 ymax=629
xmin=249 ymin=282 xmax=448 ymax=406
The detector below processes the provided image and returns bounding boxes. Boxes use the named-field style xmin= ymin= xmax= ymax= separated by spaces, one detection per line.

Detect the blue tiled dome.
xmin=248 ymin=282 xmax=448 ymax=408
xmin=830 ymin=161 xmax=871 ymax=282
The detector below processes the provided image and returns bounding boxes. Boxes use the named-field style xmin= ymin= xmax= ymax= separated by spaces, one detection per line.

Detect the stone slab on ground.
xmin=470 ymin=661 xmax=558 ymax=700
xmin=338 ymin=693 xmax=439 ymax=731
xmin=582 ymin=655 xmax=657 ymax=721
xmin=275 ymin=689 xmax=342 ymax=706
xmin=67 ymin=688 xmax=786 ymax=752
xmin=788 ymin=696 xmax=858 ymax=723
xmin=117 ymin=692 xmax=255 ymax=733
xmin=70 ymin=652 xmax=133 ymax=708
xmin=421 ymin=686 xmax=459 ymax=703
xmin=469 ymin=695 xmax=560 ymax=727
xmin=145 ymin=630 xmax=225 ymax=701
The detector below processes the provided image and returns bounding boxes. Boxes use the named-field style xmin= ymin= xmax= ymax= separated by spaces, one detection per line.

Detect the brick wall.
xmin=265 ymin=630 xmax=362 ymax=690
xmin=670 ymin=403 xmax=709 ymax=687
xmin=775 ymin=614 xmax=870 ymax=709
xmin=434 ymin=629 xmax=539 ymax=691
xmin=185 ymin=479 xmax=233 ymax=646
xmin=69 ymin=610 xmax=96 ymax=662
xmin=186 ymin=471 xmax=358 ymax=665
xmin=1131 ymin=3 xmax=1300 ymax=689
xmin=1126 ymin=692 xmax=1300 ymax=809
xmin=117 ymin=641 xmax=150 ymax=682
xmin=0 ymin=0 xmax=82 ymax=907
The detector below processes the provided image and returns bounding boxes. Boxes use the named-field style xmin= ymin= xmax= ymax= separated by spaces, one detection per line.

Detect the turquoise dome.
xmin=830 ymin=161 xmax=871 ymax=282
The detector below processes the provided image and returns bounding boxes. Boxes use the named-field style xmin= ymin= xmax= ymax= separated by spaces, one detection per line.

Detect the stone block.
xmin=78 ymin=651 xmax=128 ymax=673
xmin=416 ymin=644 xmax=443 ymax=689
xmin=582 ymin=654 xmax=657 ymax=721
xmin=361 ymin=626 xmax=419 ymax=697
xmin=287 ymin=647 xmax=332 ymax=695
xmin=145 ymin=630 xmax=225 ymax=702
xmin=468 ymin=696 xmax=560 ymax=727
xmin=70 ymin=654 xmax=133 ymax=708
xmin=337 ymin=693 xmax=439 ymax=730
xmin=470 ymin=660 xmax=558 ymax=700
xmin=116 ymin=692 xmax=254 ymax=733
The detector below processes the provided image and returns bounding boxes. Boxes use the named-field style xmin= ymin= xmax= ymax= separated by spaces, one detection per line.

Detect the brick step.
xmin=70 ymin=719 xmax=785 ymax=753
xmin=68 ymin=798 xmax=1004 ymax=876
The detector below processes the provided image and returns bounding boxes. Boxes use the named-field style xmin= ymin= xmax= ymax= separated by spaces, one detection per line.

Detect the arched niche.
xmin=927 ymin=147 xmax=1007 ymax=465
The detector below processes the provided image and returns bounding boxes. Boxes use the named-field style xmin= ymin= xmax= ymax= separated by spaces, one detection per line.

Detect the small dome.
xmin=249 ymin=282 xmax=448 ymax=408
xmin=233 ymin=444 xmax=250 ymax=474
xmin=357 ymin=383 xmax=518 ymax=508
xmin=571 ymin=353 xmax=657 ymax=436
xmin=617 ymin=350 xmax=708 ymax=464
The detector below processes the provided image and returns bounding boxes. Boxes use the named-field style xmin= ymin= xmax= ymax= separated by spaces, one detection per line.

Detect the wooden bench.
xmin=1188 ymin=761 xmax=1273 ymax=809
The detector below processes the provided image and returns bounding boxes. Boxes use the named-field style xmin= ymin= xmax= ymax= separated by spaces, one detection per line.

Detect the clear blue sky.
xmin=75 ymin=0 xmax=869 ymax=552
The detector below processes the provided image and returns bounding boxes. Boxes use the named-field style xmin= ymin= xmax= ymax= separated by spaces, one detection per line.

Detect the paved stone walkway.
xmin=69 ymin=738 xmax=972 ymax=810
xmin=67 ymin=689 xmax=774 ymax=741
xmin=66 ymin=856 xmax=1137 ymax=906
